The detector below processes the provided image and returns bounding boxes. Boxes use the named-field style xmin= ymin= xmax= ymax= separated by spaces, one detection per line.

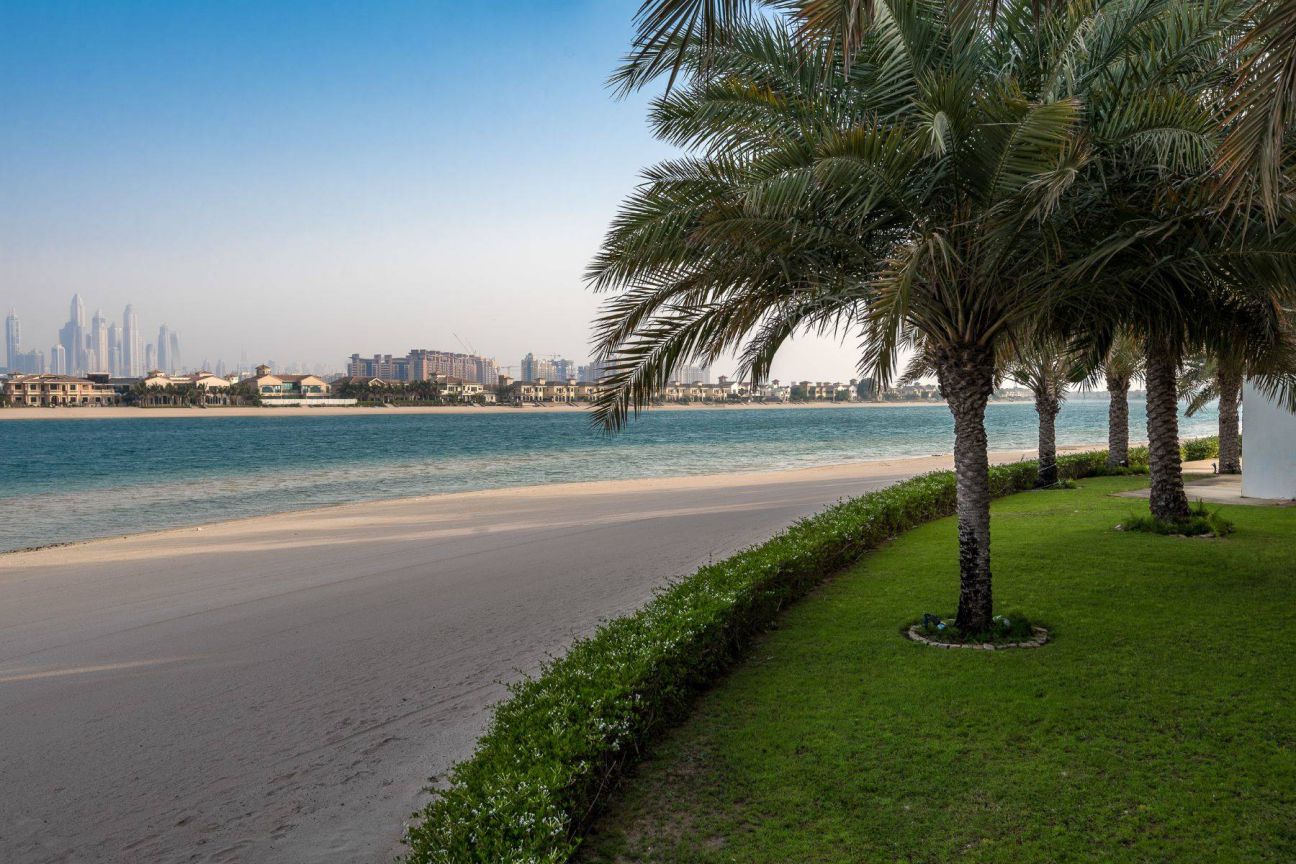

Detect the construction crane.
xmin=452 ymin=332 xmax=478 ymax=355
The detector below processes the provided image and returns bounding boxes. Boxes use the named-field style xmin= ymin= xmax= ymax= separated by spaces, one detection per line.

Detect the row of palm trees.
xmin=122 ymin=380 xmax=261 ymax=407
xmin=589 ymin=0 xmax=1296 ymax=632
xmin=331 ymin=378 xmax=451 ymax=403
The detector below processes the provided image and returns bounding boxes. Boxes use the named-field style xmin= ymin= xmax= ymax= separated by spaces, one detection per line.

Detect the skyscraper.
xmin=58 ymin=321 xmax=76 ymax=374
xmin=61 ymin=294 xmax=87 ymax=374
xmin=145 ymin=343 xmax=156 ymax=372
xmin=90 ymin=309 xmax=109 ymax=373
xmin=108 ymin=323 xmax=122 ymax=376
xmin=5 ymin=308 xmax=18 ymax=372
xmin=552 ymin=358 xmax=576 ymax=380
xmin=521 ymin=353 xmax=557 ymax=381
xmin=157 ymin=325 xmax=171 ymax=374
xmin=123 ymin=304 xmax=141 ymax=376
xmin=49 ymin=344 xmax=66 ymax=375
xmin=169 ymin=331 xmax=181 ymax=374
xmin=10 ymin=350 xmax=46 ymax=374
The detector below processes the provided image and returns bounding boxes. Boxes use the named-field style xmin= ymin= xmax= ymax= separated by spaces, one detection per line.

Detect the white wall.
xmin=261 ymin=398 xmax=358 ymax=407
xmin=1241 ymin=382 xmax=1296 ymax=500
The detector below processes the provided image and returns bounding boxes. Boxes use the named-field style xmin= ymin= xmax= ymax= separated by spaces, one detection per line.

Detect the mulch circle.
xmin=905 ymin=624 xmax=1049 ymax=650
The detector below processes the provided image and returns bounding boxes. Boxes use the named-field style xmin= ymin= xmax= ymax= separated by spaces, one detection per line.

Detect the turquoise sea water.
xmin=0 ymin=399 xmax=1215 ymax=553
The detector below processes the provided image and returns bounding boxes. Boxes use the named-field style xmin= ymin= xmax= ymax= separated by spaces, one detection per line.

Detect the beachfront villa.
xmin=245 ymin=364 xmax=331 ymax=400
xmin=2 ymin=373 xmax=118 ymax=406
xmin=141 ymin=370 xmax=232 ymax=390
xmin=508 ymin=378 xmax=586 ymax=403
xmin=442 ymin=378 xmax=489 ymax=402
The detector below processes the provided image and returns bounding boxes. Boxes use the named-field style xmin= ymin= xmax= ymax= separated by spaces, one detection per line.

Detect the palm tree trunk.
xmin=1216 ymin=366 xmax=1242 ymax=474
xmin=1145 ymin=340 xmax=1190 ymax=521
xmin=1105 ymin=373 xmax=1130 ymax=467
xmin=1034 ymin=390 xmax=1060 ymax=486
xmin=937 ymin=346 xmax=996 ymax=634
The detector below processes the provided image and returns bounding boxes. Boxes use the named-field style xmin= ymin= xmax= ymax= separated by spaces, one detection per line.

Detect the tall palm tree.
xmin=592 ymin=0 xmax=1240 ymax=630
xmin=1064 ymin=202 xmax=1296 ymax=519
xmin=1004 ymin=339 xmax=1083 ymax=487
xmin=1179 ymin=351 xmax=1243 ymax=472
xmin=1180 ymin=308 xmax=1296 ymax=473
xmin=1084 ymin=331 xmax=1145 ymax=468
xmin=1044 ymin=0 xmax=1296 ymax=521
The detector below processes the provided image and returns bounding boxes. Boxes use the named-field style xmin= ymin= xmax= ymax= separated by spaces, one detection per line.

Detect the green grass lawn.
xmin=579 ymin=476 xmax=1296 ymax=863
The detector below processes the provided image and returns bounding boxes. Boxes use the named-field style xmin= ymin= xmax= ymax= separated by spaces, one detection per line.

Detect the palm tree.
xmin=1179 ymin=352 xmax=1242 ymax=472
xmin=1042 ymin=0 xmax=1296 ymax=521
xmin=1004 ymin=339 xmax=1083 ymax=487
xmin=1180 ymin=309 xmax=1296 ymax=474
xmin=1064 ymin=201 xmax=1296 ymax=519
xmin=1084 ymin=331 xmax=1145 ymax=468
xmin=592 ymin=0 xmax=1238 ymax=631
xmin=1217 ymin=0 xmax=1296 ymax=222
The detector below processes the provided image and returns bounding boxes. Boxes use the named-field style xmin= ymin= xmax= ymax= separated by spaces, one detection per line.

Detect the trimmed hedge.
xmin=1098 ymin=435 xmax=1217 ymax=475
xmin=401 ymin=449 xmax=1132 ymax=864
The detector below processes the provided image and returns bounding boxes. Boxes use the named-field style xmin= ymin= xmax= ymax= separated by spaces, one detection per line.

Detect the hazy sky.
xmin=1 ymin=0 xmax=861 ymax=378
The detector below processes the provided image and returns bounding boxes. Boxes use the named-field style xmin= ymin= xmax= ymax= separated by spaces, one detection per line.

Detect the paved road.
xmin=0 ymin=463 xmax=931 ymax=863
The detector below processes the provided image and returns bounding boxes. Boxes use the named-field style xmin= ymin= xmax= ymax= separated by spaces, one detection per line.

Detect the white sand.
xmin=0 ymin=446 xmax=1089 ymax=863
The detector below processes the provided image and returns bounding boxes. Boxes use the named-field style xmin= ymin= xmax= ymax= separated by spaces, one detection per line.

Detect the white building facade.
xmin=1241 ymin=382 xmax=1296 ymax=500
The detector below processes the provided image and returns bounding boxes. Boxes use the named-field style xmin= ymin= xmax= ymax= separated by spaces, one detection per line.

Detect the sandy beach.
xmin=0 ymin=445 xmax=1091 ymax=863
xmin=0 ymin=399 xmax=1045 ymax=421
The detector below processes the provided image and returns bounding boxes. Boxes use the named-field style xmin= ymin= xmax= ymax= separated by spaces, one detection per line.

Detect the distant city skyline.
xmin=0 ymin=2 xmax=863 ymax=383
xmin=5 ymin=291 xmax=870 ymax=385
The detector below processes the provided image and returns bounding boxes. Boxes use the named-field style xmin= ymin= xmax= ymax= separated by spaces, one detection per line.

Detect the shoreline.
xmin=1 ymin=443 xmax=1106 ymax=560
xmin=0 ymin=399 xmax=1071 ymax=421
xmin=5 ymin=442 xmax=1088 ymax=863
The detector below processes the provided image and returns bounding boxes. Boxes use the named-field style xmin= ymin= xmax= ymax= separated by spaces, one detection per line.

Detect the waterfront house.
xmin=246 ymin=364 xmax=331 ymax=399
xmin=3 ymin=374 xmax=118 ymax=406
xmin=442 ymin=377 xmax=486 ymax=402
xmin=502 ymin=378 xmax=601 ymax=404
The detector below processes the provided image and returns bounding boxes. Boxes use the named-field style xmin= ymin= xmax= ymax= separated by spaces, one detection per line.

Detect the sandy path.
xmin=0 ymin=447 xmax=1064 ymax=863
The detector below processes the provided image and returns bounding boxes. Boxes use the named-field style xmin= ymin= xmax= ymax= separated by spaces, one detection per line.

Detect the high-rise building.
xmin=10 ymin=350 xmax=46 ymax=374
xmin=60 ymin=294 xmax=87 ymax=374
xmin=552 ymin=358 xmax=576 ymax=380
xmin=347 ymin=353 xmax=408 ymax=380
xmin=108 ymin=323 xmax=123 ymax=377
xmin=169 ymin=331 xmax=181 ymax=374
xmin=58 ymin=322 xmax=76 ymax=374
xmin=123 ymin=304 xmax=142 ymax=376
xmin=348 ymin=349 xmax=499 ymax=384
xmin=675 ymin=363 xmax=711 ymax=385
xmin=5 ymin=308 xmax=18 ymax=372
xmin=577 ymin=360 xmax=607 ymax=383
xmin=521 ymin=353 xmax=557 ymax=381
xmin=89 ymin=309 xmax=109 ymax=373
xmin=49 ymin=344 xmax=66 ymax=375
xmin=145 ymin=343 xmax=156 ymax=372
xmin=157 ymin=325 xmax=171 ymax=374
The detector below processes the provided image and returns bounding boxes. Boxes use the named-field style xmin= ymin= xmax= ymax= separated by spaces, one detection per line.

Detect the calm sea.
xmin=0 ymin=399 xmax=1215 ymax=553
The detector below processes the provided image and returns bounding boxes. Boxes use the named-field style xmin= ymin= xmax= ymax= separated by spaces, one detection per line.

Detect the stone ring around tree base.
xmin=906 ymin=624 xmax=1050 ymax=650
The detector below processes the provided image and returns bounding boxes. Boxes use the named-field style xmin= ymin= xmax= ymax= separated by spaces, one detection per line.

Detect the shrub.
xmin=1119 ymin=500 xmax=1235 ymax=537
xmin=912 ymin=610 xmax=1038 ymax=645
xmin=1181 ymin=435 xmax=1220 ymax=462
xmin=400 ymin=451 xmax=1118 ymax=864
xmin=1090 ymin=437 xmax=1214 ymax=476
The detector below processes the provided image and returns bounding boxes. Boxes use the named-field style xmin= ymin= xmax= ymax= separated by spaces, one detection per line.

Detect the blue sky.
xmin=0 ymin=1 xmax=857 ymax=377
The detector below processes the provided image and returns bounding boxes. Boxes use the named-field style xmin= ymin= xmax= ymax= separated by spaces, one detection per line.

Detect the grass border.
xmin=400 ymin=439 xmax=1217 ymax=864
